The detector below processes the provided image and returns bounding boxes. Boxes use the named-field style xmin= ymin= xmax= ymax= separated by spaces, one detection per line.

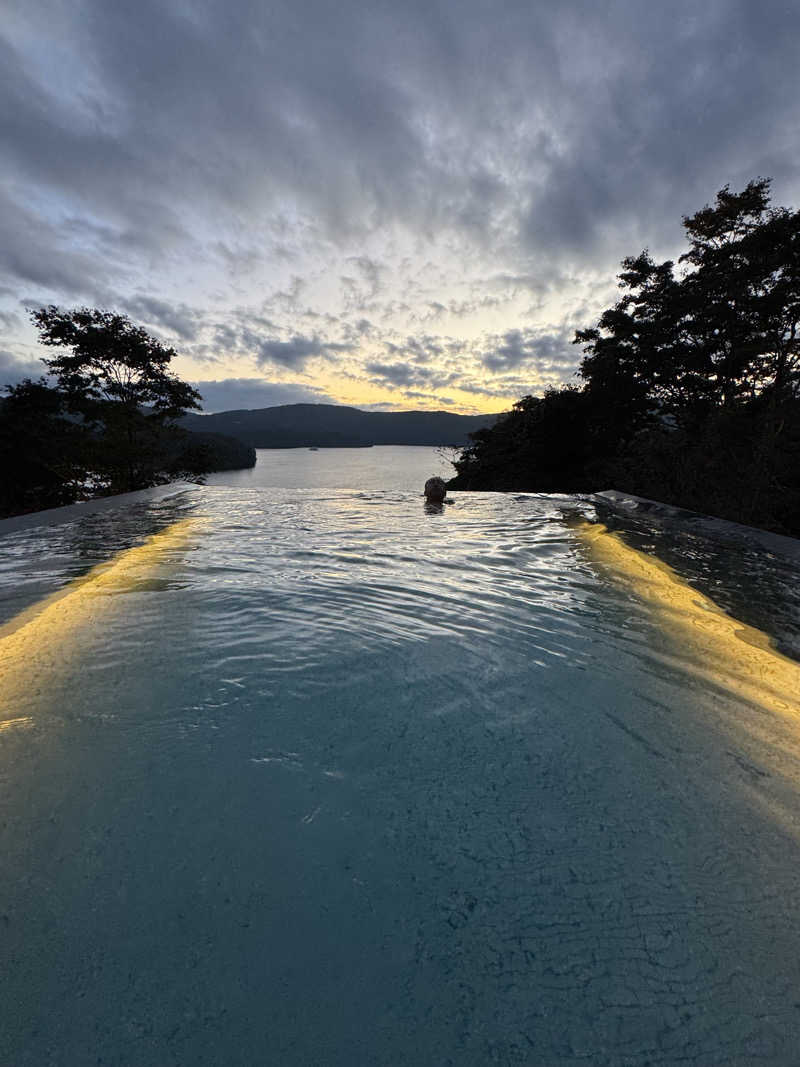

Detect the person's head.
xmin=424 ymin=476 xmax=447 ymax=503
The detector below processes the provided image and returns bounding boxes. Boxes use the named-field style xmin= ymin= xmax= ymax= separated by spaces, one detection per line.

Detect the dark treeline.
xmin=1 ymin=307 xmax=254 ymax=519
xmin=450 ymin=179 xmax=800 ymax=536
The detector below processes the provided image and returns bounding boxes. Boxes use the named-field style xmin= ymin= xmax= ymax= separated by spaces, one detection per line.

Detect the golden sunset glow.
xmin=573 ymin=519 xmax=800 ymax=718
xmin=0 ymin=518 xmax=199 ymax=713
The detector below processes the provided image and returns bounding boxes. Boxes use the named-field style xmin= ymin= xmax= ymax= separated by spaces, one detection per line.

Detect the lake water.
xmin=205 ymin=444 xmax=457 ymax=491
xmin=2 ymin=459 xmax=800 ymax=1065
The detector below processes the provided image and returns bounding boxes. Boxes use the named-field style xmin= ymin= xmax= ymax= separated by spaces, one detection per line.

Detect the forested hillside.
xmin=180 ymin=404 xmax=499 ymax=447
xmin=449 ymin=180 xmax=800 ymax=536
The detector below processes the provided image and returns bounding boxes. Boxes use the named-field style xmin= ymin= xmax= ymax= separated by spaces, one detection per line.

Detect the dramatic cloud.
xmin=2 ymin=0 xmax=799 ymax=411
xmin=192 ymin=378 xmax=335 ymax=413
xmin=0 ymin=349 xmax=48 ymax=385
xmin=482 ymin=327 xmax=576 ymax=375
xmin=253 ymin=334 xmax=353 ymax=370
xmin=123 ymin=297 xmax=201 ymax=342
xmin=364 ymin=362 xmax=419 ymax=389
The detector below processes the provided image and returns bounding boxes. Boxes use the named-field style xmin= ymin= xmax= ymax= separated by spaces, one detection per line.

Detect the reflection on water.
xmin=592 ymin=495 xmax=800 ymax=661
xmin=0 ymin=491 xmax=199 ymax=626
xmin=1 ymin=486 xmax=800 ymax=1066
xmin=0 ymin=517 xmax=200 ymax=708
xmin=572 ymin=517 xmax=800 ymax=718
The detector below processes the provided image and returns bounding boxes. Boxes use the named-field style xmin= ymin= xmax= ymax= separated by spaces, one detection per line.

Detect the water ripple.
xmin=4 ymin=485 xmax=800 ymax=1064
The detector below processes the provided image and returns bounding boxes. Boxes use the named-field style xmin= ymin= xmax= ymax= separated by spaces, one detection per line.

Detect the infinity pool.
xmin=2 ymin=486 xmax=800 ymax=1065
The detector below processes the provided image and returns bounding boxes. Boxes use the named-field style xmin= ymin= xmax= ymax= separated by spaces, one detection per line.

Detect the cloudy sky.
xmin=2 ymin=0 xmax=798 ymax=413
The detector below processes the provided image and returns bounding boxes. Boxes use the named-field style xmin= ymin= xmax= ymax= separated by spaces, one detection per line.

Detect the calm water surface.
xmin=205 ymin=444 xmax=456 ymax=491
xmin=2 ymin=473 xmax=800 ymax=1065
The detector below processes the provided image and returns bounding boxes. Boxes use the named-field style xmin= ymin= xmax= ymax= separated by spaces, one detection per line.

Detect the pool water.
xmin=2 ymin=485 xmax=800 ymax=1065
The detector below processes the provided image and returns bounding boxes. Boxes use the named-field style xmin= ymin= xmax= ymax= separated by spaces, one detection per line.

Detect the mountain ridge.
xmin=181 ymin=402 xmax=503 ymax=448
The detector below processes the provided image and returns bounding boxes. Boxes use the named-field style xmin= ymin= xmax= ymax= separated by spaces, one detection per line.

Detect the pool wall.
xmin=596 ymin=489 xmax=800 ymax=560
xmin=0 ymin=482 xmax=199 ymax=535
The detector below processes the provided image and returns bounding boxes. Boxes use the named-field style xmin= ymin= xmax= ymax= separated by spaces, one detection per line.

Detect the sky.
xmin=2 ymin=0 xmax=799 ymax=414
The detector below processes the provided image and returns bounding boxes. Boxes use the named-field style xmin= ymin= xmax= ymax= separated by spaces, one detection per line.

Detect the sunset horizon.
xmin=5 ymin=3 xmax=799 ymax=416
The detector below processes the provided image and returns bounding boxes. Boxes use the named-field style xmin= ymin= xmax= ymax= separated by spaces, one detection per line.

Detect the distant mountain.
xmin=181 ymin=403 xmax=503 ymax=448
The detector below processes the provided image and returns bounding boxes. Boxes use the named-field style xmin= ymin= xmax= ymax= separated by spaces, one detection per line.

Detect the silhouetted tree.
xmin=577 ymin=179 xmax=800 ymax=419
xmin=451 ymin=388 xmax=600 ymax=491
xmin=574 ymin=179 xmax=800 ymax=525
xmin=0 ymin=378 xmax=90 ymax=516
xmin=30 ymin=306 xmax=203 ymax=493
xmin=450 ymin=179 xmax=800 ymax=534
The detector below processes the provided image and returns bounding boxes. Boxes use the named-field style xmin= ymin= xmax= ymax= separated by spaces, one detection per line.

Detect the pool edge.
xmin=0 ymin=481 xmax=200 ymax=536
xmin=595 ymin=488 xmax=800 ymax=561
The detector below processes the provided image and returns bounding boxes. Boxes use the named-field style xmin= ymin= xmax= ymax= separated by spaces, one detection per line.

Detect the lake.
xmin=205 ymin=444 xmax=457 ymax=491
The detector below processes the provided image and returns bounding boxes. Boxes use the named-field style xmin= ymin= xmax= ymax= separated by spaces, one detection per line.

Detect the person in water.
xmin=424 ymin=476 xmax=448 ymax=504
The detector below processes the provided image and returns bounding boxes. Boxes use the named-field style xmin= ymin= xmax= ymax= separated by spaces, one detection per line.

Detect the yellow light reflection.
xmin=0 ymin=518 xmax=199 ymax=714
xmin=0 ymin=716 xmax=34 ymax=732
xmin=572 ymin=519 xmax=800 ymax=717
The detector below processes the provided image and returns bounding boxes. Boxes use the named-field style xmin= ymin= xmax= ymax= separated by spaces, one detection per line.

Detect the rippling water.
xmin=2 ymin=486 xmax=800 ymax=1065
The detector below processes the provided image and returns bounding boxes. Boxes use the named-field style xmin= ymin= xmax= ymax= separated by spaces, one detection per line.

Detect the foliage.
xmin=162 ymin=430 xmax=256 ymax=478
xmin=29 ymin=306 xmax=203 ymax=494
xmin=1 ymin=308 xmax=253 ymax=518
xmin=451 ymin=389 xmax=598 ymax=491
xmin=31 ymin=307 xmax=202 ymax=416
xmin=0 ymin=379 xmax=90 ymax=516
xmin=450 ymin=179 xmax=800 ymax=535
xmin=576 ymin=178 xmax=800 ymax=418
